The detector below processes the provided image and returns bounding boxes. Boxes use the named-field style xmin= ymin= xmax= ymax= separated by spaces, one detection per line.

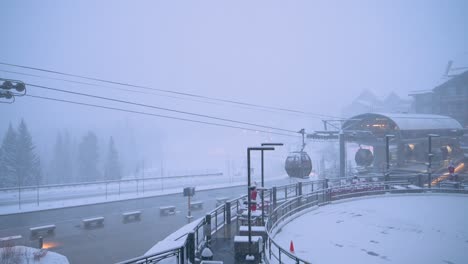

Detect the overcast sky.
xmin=1 ymin=0 xmax=467 ymax=172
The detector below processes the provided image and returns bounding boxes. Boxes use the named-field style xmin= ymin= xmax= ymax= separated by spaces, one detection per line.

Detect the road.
xmin=0 ymin=186 xmax=248 ymax=263
xmin=0 ymin=177 xmax=297 ymax=263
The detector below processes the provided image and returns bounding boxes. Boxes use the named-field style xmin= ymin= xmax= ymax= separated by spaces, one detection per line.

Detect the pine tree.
xmin=104 ymin=136 xmax=122 ymax=181
xmin=0 ymin=123 xmax=17 ymax=187
xmin=50 ymin=132 xmax=64 ymax=184
xmin=78 ymin=131 xmax=100 ymax=182
xmin=16 ymin=119 xmax=41 ymax=186
xmin=50 ymin=131 xmax=73 ymax=184
xmin=62 ymin=131 xmax=73 ymax=183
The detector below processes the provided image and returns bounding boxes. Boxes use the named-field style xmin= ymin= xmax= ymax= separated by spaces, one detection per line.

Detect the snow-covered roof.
xmin=346 ymin=113 xmax=462 ymax=131
xmin=377 ymin=113 xmax=462 ymax=130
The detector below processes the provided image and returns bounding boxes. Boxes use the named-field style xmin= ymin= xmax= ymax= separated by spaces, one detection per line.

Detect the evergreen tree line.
xmin=0 ymin=119 xmax=122 ymax=188
xmin=50 ymin=130 xmax=122 ymax=184
xmin=0 ymin=120 xmax=41 ymax=188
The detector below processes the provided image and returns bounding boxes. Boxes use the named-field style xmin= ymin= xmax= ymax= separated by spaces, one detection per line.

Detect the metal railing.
xmin=116 ymin=193 xmax=248 ymax=264
xmin=264 ymin=181 xmax=468 ymax=264
xmin=117 ymin=174 xmax=467 ymax=264
xmin=0 ymin=173 xmax=223 ymax=208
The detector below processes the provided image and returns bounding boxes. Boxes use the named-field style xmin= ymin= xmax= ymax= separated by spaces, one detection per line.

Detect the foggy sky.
xmin=1 ymin=0 xmax=467 ymax=174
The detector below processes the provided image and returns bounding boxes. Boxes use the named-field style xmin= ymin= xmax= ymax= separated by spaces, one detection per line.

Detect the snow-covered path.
xmin=273 ymin=194 xmax=468 ymax=264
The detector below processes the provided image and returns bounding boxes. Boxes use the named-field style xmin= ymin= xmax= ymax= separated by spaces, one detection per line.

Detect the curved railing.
xmin=117 ymin=174 xmax=467 ymax=264
xmin=265 ymin=180 xmax=468 ymax=264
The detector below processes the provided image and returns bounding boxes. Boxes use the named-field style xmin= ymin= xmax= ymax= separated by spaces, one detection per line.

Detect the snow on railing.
xmin=265 ymin=181 xmax=468 ymax=264
xmin=117 ymin=175 xmax=468 ymax=264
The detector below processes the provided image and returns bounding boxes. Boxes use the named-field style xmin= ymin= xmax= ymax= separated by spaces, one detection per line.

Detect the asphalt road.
xmin=0 ymin=186 xmax=249 ymax=264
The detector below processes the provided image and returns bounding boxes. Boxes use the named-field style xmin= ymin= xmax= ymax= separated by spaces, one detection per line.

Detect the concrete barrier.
xmin=0 ymin=235 xmax=22 ymax=243
xmin=160 ymin=206 xmax=176 ymax=216
xmin=82 ymin=216 xmax=104 ymax=228
xmin=190 ymin=201 xmax=203 ymax=210
xmin=30 ymin=225 xmax=56 ymax=236
xmin=122 ymin=211 xmax=141 ymax=222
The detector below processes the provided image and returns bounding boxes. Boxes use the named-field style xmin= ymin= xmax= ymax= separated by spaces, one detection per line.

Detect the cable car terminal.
xmin=297 ymin=112 xmax=467 ymax=183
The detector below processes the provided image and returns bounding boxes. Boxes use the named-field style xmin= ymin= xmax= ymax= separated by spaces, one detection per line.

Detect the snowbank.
xmin=0 ymin=246 xmax=69 ymax=264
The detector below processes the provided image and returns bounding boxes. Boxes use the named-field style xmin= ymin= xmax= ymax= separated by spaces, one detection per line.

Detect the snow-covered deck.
xmin=273 ymin=194 xmax=468 ymax=264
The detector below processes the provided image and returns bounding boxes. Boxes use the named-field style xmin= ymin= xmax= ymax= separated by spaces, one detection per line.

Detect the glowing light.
xmin=42 ymin=241 xmax=60 ymax=249
xmin=408 ymin=144 xmax=415 ymax=151
xmin=431 ymin=163 xmax=465 ymax=185
xmin=446 ymin=145 xmax=452 ymax=154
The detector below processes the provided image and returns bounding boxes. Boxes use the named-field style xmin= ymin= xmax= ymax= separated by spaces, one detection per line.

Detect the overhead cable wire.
xmin=0 ymin=69 xmax=224 ymax=106
xmin=0 ymin=69 xmax=312 ymax=117
xmin=27 ymin=83 xmax=298 ymax=134
xmin=25 ymin=94 xmax=299 ymax=138
xmin=0 ymin=61 xmax=342 ymax=119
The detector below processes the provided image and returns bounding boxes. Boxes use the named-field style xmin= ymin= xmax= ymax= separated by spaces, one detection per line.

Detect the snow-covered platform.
xmin=273 ymin=194 xmax=468 ymax=264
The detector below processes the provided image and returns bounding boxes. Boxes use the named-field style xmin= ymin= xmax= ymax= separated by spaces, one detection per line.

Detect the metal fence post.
xmin=225 ymin=201 xmax=231 ymax=224
xmin=180 ymin=246 xmax=185 ymax=264
xmin=279 ymin=246 xmax=282 ymax=263
xmin=272 ymin=187 xmax=277 ymax=208
xmin=204 ymin=214 xmax=212 ymax=247
xmin=215 ymin=210 xmax=218 ymax=231
xmin=298 ymin=182 xmax=303 ymax=196
xmin=269 ymin=238 xmax=272 ymax=259
xmin=36 ymin=185 xmax=40 ymax=206
xmin=187 ymin=231 xmax=195 ymax=264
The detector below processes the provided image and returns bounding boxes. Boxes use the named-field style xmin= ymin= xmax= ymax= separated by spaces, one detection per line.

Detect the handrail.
xmin=117 ymin=175 xmax=467 ymax=264
xmin=116 ymin=193 xmax=249 ymax=264
xmin=117 ymin=245 xmax=185 ymax=264
xmin=0 ymin=172 xmax=224 ymax=191
xmin=265 ymin=181 xmax=468 ymax=264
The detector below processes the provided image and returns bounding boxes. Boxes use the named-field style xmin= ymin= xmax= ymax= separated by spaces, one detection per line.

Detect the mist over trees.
xmin=0 ymin=119 xmax=127 ymax=186
xmin=50 ymin=131 xmax=73 ymax=184
xmin=0 ymin=120 xmax=41 ymax=188
xmin=104 ymin=136 xmax=122 ymax=181
xmin=78 ymin=131 xmax=101 ymax=182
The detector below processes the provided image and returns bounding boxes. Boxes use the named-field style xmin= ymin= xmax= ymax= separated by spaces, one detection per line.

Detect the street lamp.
xmin=260 ymin=143 xmax=283 ymax=225
xmin=247 ymin=146 xmax=274 ymax=260
xmin=385 ymin=135 xmax=395 ymax=183
xmin=427 ymin=134 xmax=440 ymax=188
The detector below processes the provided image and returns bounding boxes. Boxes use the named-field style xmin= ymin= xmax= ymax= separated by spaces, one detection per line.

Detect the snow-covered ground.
xmin=0 ymin=246 xmax=69 ymax=264
xmin=0 ymin=173 xmax=290 ymax=215
xmin=273 ymin=194 xmax=468 ymax=264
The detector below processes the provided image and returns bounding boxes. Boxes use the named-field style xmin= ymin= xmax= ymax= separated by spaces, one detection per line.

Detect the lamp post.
xmin=260 ymin=143 xmax=283 ymax=225
xmin=385 ymin=135 xmax=395 ymax=183
xmin=247 ymin=147 xmax=274 ymax=260
xmin=427 ymin=134 xmax=440 ymax=188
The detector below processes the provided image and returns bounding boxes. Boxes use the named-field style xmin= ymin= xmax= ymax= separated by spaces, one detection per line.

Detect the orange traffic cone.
xmin=290 ymin=240 xmax=295 ymax=253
